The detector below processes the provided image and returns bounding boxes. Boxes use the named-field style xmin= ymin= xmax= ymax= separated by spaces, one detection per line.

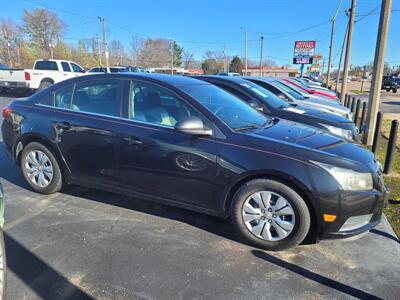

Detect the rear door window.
xmin=55 ymin=85 xmax=74 ymax=109
xmin=71 ymin=80 xmax=120 ymax=117
xmin=34 ymin=61 xmax=58 ymax=71
xmin=61 ymin=62 xmax=71 ymax=72
xmin=71 ymin=63 xmax=84 ymax=73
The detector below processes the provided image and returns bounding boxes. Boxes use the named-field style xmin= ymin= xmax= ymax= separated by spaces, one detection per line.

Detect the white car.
xmin=87 ymin=66 xmax=129 ymax=73
xmin=0 ymin=59 xmax=85 ymax=93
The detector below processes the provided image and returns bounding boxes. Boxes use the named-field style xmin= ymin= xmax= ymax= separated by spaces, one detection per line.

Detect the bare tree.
xmin=130 ymin=36 xmax=144 ymax=66
xmin=0 ymin=20 xmax=21 ymax=67
xmin=136 ymin=38 xmax=170 ymax=68
xmin=183 ymin=50 xmax=195 ymax=69
xmin=22 ymin=8 xmax=66 ymax=58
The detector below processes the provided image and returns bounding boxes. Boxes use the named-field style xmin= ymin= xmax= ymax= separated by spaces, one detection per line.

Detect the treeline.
xmin=0 ymin=8 xmax=279 ymax=74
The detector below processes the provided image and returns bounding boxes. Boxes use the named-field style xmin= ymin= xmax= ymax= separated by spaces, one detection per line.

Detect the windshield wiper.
xmin=234 ymin=125 xmax=260 ymax=132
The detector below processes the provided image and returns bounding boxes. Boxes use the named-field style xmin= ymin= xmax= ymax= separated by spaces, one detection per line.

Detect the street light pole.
xmin=99 ymin=17 xmax=109 ymax=67
xmin=259 ymin=36 xmax=264 ymax=76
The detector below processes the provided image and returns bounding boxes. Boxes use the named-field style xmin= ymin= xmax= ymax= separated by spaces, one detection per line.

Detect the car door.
xmin=50 ymin=78 xmax=122 ymax=188
xmin=118 ymin=79 xmax=218 ymax=210
xmin=61 ymin=61 xmax=72 ymax=80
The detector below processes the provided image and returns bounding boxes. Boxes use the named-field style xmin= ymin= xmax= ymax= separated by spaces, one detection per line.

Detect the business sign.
xmin=293 ymin=41 xmax=316 ymax=65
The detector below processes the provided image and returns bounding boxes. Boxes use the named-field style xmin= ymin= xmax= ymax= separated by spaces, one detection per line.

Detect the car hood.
xmin=246 ymin=119 xmax=374 ymax=165
xmin=283 ymin=105 xmax=353 ymax=123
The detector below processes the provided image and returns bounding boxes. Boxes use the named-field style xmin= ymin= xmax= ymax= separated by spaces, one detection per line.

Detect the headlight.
xmin=312 ymin=162 xmax=373 ymax=191
xmin=320 ymin=124 xmax=353 ymax=140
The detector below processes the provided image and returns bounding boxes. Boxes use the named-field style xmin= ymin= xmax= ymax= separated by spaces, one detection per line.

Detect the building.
xmin=242 ymin=66 xmax=298 ymax=77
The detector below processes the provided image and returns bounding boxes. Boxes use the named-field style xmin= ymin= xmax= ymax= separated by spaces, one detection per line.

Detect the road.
xmin=0 ymin=92 xmax=400 ymax=299
xmin=352 ymin=91 xmax=400 ymax=114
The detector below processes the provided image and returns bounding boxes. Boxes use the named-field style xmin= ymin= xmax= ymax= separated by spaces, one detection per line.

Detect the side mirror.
xmin=175 ymin=116 xmax=213 ymax=136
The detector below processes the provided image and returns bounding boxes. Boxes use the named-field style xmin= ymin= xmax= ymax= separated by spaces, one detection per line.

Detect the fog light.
xmin=339 ymin=214 xmax=373 ymax=232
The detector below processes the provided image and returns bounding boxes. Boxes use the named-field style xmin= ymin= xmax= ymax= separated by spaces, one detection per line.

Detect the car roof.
xmin=75 ymin=73 xmax=211 ymax=87
xmin=243 ymin=76 xmax=277 ymax=83
xmin=193 ymin=75 xmax=251 ymax=84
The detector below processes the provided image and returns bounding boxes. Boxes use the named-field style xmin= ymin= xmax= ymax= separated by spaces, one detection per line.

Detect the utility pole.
xmin=364 ymin=0 xmax=392 ymax=145
xmin=340 ymin=0 xmax=356 ymax=103
xmin=335 ymin=22 xmax=349 ymax=93
xmin=6 ymin=41 xmax=12 ymax=67
xmin=326 ymin=0 xmax=343 ymax=87
xmin=95 ymin=34 xmax=102 ymax=65
xmin=223 ymin=45 xmax=227 ymax=73
xmin=99 ymin=17 xmax=109 ymax=67
xmin=259 ymin=36 xmax=264 ymax=76
xmin=169 ymin=39 xmax=174 ymax=74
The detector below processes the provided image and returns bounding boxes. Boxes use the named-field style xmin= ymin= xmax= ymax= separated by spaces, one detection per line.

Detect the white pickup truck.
xmin=0 ymin=59 xmax=85 ymax=93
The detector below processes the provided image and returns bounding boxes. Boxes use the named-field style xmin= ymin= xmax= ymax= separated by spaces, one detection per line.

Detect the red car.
xmin=282 ymin=78 xmax=338 ymax=100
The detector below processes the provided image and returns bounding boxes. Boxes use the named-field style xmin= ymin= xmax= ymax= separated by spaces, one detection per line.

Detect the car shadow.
xmin=382 ymin=101 xmax=400 ymax=106
xmin=4 ymin=232 xmax=94 ymax=299
xmin=251 ymin=250 xmax=382 ymax=299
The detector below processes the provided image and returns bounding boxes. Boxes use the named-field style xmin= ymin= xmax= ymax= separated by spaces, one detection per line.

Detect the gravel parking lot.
xmin=1 ymin=92 xmax=400 ymax=299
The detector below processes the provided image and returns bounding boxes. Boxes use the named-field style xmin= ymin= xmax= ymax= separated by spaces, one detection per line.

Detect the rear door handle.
xmin=122 ymin=136 xmax=142 ymax=145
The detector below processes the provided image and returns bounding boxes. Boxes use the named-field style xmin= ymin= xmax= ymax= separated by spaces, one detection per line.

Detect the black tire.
xmin=20 ymin=142 xmax=63 ymax=194
xmin=231 ymin=179 xmax=311 ymax=251
xmin=38 ymin=80 xmax=53 ymax=91
xmin=393 ymin=89 xmax=397 ymax=93
xmin=386 ymin=88 xmax=391 ymax=92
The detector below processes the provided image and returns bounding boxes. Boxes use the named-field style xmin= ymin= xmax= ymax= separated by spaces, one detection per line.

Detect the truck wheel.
xmin=231 ymin=179 xmax=311 ymax=251
xmin=38 ymin=80 xmax=53 ymax=91
xmin=386 ymin=88 xmax=391 ymax=92
xmin=393 ymin=89 xmax=397 ymax=93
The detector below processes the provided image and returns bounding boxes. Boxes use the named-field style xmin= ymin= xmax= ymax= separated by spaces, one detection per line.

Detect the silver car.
xmin=245 ymin=77 xmax=353 ymax=121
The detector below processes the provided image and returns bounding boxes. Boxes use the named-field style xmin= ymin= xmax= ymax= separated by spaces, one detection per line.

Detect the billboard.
xmin=293 ymin=41 xmax=316 ymax=65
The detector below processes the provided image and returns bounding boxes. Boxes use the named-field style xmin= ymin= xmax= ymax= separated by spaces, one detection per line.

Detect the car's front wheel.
xmin=20 ymin=142 xmax=63 ymax=194
xmin=231 ymin=179 xmax=311 ymax=251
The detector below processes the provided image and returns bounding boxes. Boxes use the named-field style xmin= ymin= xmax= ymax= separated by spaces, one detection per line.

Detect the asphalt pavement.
xmin=0 ymin=92 xmax=400 ymax=299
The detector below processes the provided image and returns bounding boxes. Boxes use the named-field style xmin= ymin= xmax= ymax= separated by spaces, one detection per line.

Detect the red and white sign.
xmin=293 ymin=41 xmax=316 ymax=64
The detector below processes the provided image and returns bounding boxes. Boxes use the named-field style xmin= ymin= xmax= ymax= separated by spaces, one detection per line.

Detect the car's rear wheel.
xmin=20 ymin=142 xmax=63 ymax=194
xmin=231 ymin=179 xmax=311 ymax=251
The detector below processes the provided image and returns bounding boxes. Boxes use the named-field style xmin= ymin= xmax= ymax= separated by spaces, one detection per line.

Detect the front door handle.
xmin=122 ymin=136 xmax=142 ymax=145
xmin=55 ymin=121 xmax=71 ymax=130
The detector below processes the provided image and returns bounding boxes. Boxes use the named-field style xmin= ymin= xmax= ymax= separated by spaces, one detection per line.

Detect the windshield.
xmin=272 ymin=81 xmax=304 ymax=100
xmin=180 ymin=84 xmax=269 ymax=130
xmin=238 ymin=80 xmax=289 ymax=109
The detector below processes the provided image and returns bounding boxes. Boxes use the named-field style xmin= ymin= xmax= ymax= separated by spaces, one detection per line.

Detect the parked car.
xmin=381 ymin=76 xmax=398 ymax=93
xmin=193 ymin=76 xmax=358 ymax=141
xmin=87 ymin=66 xmax=129 ymax=73
xmin=290 ymin=78 xmax=337 ymax=97
xmin=1 ymin=73 xmax=387 ymax=251
xmin=245 ymin=77 xmax=352 ymax=120
xmin=0 ymin=181 xmax=6 ymax=300
xmin=282 ymin=78 xmax=338 ymax=100
xmin=216 ymin=72 xmax=241 ymax=77
xmin=302 ymin=76 xmax=326 ymax=87
xmin=0 ymin=64 xmax=9 ymax=70
xmin=124 ymin=66 xmax=149 ymax=73
xmin=0 ymin=59 xmax=85 ymax=94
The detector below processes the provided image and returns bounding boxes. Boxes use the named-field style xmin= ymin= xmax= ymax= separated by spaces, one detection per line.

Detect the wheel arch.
xmin=222 ymin=172 xmax=320 ymax=240
xmin=40 ymin=78 xmax=55 ymax=84
xmin=15 ymin=133 xmax=70 ymax=180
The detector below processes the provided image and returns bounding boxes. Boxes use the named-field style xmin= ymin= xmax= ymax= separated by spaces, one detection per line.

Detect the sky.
xmin=1 ymin=0 xmax=400 ymax=70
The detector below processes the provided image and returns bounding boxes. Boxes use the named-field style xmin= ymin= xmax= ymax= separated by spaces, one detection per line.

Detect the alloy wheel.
xmin=242 ymin=191 xmax=295 ymax=241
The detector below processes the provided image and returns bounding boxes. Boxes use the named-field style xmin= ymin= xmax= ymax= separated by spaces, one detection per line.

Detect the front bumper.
xmin=319 ymin=187 xmax=388 ymax=240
